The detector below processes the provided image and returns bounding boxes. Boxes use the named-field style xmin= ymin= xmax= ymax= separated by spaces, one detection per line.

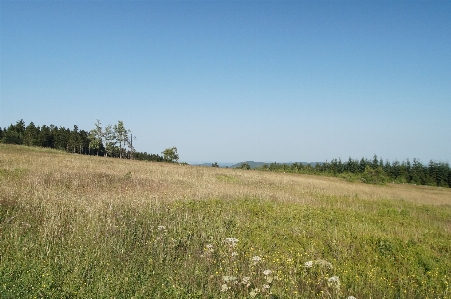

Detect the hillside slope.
xmin=1 ymin=144 xmax=450 ymax=298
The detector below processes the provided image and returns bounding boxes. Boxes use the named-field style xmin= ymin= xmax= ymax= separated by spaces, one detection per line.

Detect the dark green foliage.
xmin=1 ymin=120 xmax=25 ymax=144
xmin=134 ymin=152 xmax=164 ymax=162
xmin=23 ymin=122 xmax=40 ymax=146
xmin=2 ymin=129 xmax=22 ymax=144
xmin=345 ymin=157 xmax=358 ymax=173
xmin=37 ymin=125 xmax=54 ymax=148
xmin=1 ymin=119 xmax=167 ymax=163
xmin=238 ymin=162 xmax=250 ymax=170
xmin=54 ymin=126 xmax=70 ymax=151
xmin=256 ymin=156 xmax=451 ymax=188
xmin=360 ymin=166 xmax=390 ymax=185
xmin=371 ymin=154 xmax=379 ymax=170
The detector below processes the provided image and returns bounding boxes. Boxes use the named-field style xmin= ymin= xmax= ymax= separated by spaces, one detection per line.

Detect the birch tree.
xmin=89 ymin=119 xmax=103 ymax=156
xmin=114 ymin=120 xmax=129 ymax=159
xmin=103 ymin=124 xmax=117 ymax=157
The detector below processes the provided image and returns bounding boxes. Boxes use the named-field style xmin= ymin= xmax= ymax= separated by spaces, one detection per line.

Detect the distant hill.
xmin=194 ymin=162 xmax=235 ymax=168
xmin=230 ymin=161 xmax=323 ymax=169
xmin=230 ymin=161 xmax=266 ymax=169
xmin=194 ymin=161 xmax=323 ymax=169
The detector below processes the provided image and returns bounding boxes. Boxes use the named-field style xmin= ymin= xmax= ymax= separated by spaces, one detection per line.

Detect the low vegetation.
xmin=2 ymin=119 xmax=450 ymax=189
xmin=256 ymin=158 xmax=451 ymax=188
xmin=1 ymin=144 xmax=450 ymax=298
xmin=0 ymin=119 xmax=174 ymax=162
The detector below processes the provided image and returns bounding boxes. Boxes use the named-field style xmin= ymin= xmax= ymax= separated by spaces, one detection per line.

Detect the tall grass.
xmin=1 ymin=144 xmax=450 ymax=298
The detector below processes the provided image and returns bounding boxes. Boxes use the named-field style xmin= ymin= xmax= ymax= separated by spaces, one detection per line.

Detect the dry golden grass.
xmin=2 ymin=143 xmax=449 ymax=209
xmin=1 ymin=144 xmax=450 ymax=298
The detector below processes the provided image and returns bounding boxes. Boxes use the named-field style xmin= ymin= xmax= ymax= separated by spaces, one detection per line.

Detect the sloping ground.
xmin=1 ymin=144 xmax=450 ymax=298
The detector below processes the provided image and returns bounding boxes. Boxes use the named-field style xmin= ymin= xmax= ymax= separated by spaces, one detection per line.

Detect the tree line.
xmin=256 ymin=155 xmax=451 ymax=188
xmin=2 ymin=119 xmax=449 ymax=187
xmin=0 ymin=119 xmax=179 ymax=163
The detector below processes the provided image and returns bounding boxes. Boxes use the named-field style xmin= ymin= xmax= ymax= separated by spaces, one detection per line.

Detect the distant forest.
xmin=254 ymin=157 xmax=451 ymax=188
xmin=1 ymin=119 xmax=450 ymax=188
xmin=0 ymin=119 xmax=172 ymax=162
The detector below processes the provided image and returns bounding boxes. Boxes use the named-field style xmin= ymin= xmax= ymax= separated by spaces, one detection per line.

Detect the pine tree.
xmin=24 ymin=122 xmax=40 ymax=146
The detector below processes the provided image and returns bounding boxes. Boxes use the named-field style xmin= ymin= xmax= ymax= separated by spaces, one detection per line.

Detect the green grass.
xmin=0 ymin=144 xmax=450 ymax=298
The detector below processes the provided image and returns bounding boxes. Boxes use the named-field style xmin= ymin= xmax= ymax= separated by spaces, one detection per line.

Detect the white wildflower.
xmin=263 ymin=269 xmax=272 ymax=276
xmin=225 ymin=237 xmax=239 ymax=247
xmin=328 ymin=275 xmax=340 ymax=283
xmin=205 ymin=244 xmax=214 ymax=253
xmin=241 ymin=276 xmax=251 ymax=287
xmin=252 ymin=256 xmax=262 ymax=264
xmin=316 ymin=259 xmax=333 ymax=270
xmin=250 ymin=288 xmax=260 ymax=298
xmin=157 ymin=225 xmax=166 ymax=231
xmin=304 ymin=260 xmax=314 ymax=268
xmin=327 ymin=276 xmax=341 ymax=288
xmin=223 ymin=276 xmax=238 ymax=284
xmin=346 ymin=296 xmax=357 ymax=299
xmin=221 ymin=284 xmax=229 ymax=292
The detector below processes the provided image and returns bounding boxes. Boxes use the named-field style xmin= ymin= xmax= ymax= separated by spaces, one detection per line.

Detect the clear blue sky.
xmin=1 ymin=1 xmax=450 ymax=164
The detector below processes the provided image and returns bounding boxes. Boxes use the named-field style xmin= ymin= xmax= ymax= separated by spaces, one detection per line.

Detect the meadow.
xmin=1 ymin=144 xmax=450 ymax=298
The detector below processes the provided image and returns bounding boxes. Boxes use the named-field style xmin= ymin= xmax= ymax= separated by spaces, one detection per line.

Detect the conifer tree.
xmin=24 ymin=122 xmax=40 ymax=146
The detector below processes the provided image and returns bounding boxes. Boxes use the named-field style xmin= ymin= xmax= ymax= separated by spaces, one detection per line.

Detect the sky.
xmin=1 ymin=0 xmax=450 ymax=164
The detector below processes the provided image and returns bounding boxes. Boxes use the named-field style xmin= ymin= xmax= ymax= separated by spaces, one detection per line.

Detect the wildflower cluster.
xmin=201 ymin=243 xmax=216 ymax=263
xmin=199 ymin=237 xmax=361 ymax=298
xmin=304 ymin=259 xmax=333 ymax=270
xmin=204 ymin=238 xmax=278 ymax=298
xmin=206 ymin=243 xmax=214 ymax=252
xmin=225 ymin=237 xmax=239 ymax=247
xmin=299 ymin=259 xmax=343 ymax=297
xmin=252 ymin=255 xmax=263 ymax=265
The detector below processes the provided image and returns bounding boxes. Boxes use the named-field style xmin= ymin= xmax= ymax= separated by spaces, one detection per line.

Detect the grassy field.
xmin=1 ymin=144 xmax=450 ymax=298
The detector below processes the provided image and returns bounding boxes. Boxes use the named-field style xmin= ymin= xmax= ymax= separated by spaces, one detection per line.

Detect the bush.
xmin=239 ymin=163 xmax=251 ymax=170
xmin=360 ymin=167 xmax=390 ymax=185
